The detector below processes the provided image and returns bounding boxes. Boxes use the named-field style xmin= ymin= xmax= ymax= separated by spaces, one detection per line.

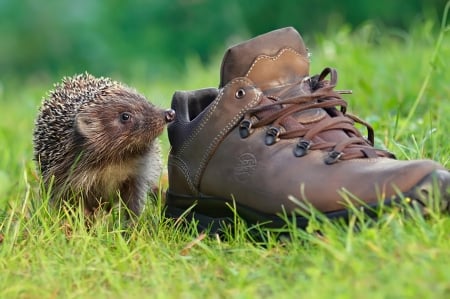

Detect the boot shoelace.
xmin=238 ymin=67 xmax=394 ymax=164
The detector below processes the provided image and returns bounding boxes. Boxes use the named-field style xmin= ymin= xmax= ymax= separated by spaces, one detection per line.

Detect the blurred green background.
xmin=0 ymin=0 xmax=446 ymax=83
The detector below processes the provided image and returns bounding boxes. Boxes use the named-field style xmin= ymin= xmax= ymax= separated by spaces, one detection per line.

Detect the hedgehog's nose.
xmin=164 ymin=109 xmax=176 ymax=123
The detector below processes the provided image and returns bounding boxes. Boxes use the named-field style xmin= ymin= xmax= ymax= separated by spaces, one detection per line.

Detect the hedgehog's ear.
xmin=75 ymin=112 xmax=99 ymax=137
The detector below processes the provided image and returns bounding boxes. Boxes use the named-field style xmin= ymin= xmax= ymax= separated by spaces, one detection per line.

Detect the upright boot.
xmin=166 ymin=27 xmax=450 ymax=228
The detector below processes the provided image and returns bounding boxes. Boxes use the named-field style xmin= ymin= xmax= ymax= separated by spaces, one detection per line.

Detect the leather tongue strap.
xmin=219 ymin=27 xmax=310 ymax=88
xmin=245 ymin=48 xmax=310 ymax=92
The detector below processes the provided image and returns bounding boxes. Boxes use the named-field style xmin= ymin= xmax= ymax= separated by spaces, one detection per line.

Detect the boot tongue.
xmin=219 ymin=27 xmax=310 ymax=90
xmin=220 ymin=27 xmax=322 ymax=124
xmin=220 ymin=27 xmax=357 ymax=151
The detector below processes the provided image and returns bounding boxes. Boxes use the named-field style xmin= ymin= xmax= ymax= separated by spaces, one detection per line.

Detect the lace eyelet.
xmin=265 ymin=127 xmax=280 ymax=145
xmin=235 ymin=88 xmax=246 ymax=99
xmin=239 ymin=119 xmax=252 ymax=138
xmin=324 ymin=150 xmax=342 ymax=165
xmin=294 ymin=139 xmax=311 ymax=157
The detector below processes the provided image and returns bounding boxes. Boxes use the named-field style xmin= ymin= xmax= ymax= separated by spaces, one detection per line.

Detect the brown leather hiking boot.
xmin=166 ymin=27 xmax=450 ymax=229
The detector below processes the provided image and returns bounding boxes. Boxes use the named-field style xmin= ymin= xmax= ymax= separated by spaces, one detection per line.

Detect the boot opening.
xmin=187 ymin=89 xmax=218 ymax=121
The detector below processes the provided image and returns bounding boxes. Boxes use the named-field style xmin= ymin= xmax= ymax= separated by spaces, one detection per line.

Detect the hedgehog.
xmin=33 ymin=72 xmax=175 ymax=218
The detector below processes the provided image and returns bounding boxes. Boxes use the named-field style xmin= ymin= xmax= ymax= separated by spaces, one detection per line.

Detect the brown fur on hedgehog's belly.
xmin=69 ymin=142 xmax=163 ymax=213
xmin=76 ymin=160 xmax=141 ymax=196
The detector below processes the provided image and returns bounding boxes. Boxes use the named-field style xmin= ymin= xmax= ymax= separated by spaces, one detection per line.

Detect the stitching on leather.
xmin=194 ymin=86 xmax=262 ymax=186
xmin=177 ymin=88 xmax=225 ymax=156
xmin=176 ymin=77 xmax=258 ymax=191
xmin=169 ymin=155 xmax=197 ymax=194
xmin=245 ymin=48 xmax=308 ymax=79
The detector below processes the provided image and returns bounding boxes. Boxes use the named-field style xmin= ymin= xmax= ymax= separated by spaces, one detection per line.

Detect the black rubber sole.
xmin=164 ymin=192 xmax=388 ymax=233
xmin=164 ymin=170 xmax=450 ymax=234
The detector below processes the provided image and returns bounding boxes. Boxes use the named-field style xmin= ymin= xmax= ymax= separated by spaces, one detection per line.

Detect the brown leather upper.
xmin=167 ymin=27 xmax=446 ymax=214
xmin=220 ymin=27 xmax=309 ymax=88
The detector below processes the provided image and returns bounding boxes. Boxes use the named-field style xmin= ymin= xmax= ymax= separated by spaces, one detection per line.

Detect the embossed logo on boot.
xmin=234 ymin=153 xmax=257 ymax=182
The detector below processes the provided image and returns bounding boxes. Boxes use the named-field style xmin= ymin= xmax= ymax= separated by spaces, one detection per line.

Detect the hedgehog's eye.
xmin=120 ymin=112 xmax=132 ymax=123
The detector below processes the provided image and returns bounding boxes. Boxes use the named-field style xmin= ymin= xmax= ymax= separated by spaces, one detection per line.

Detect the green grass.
xmin=1 ymin=12 xmax=450 ymax=299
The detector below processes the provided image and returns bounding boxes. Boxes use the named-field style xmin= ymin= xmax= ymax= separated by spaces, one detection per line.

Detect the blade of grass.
xmin=395 ymin=1 xmax=450 ymax=139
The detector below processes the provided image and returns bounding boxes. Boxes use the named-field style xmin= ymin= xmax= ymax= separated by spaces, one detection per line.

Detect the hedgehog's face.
xmin=75 ymin=91 xmax=174 ymax=160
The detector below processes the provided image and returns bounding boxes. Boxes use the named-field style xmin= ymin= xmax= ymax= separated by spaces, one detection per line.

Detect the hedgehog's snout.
xmin=164 ymin=109 xmax=175 ymax=123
